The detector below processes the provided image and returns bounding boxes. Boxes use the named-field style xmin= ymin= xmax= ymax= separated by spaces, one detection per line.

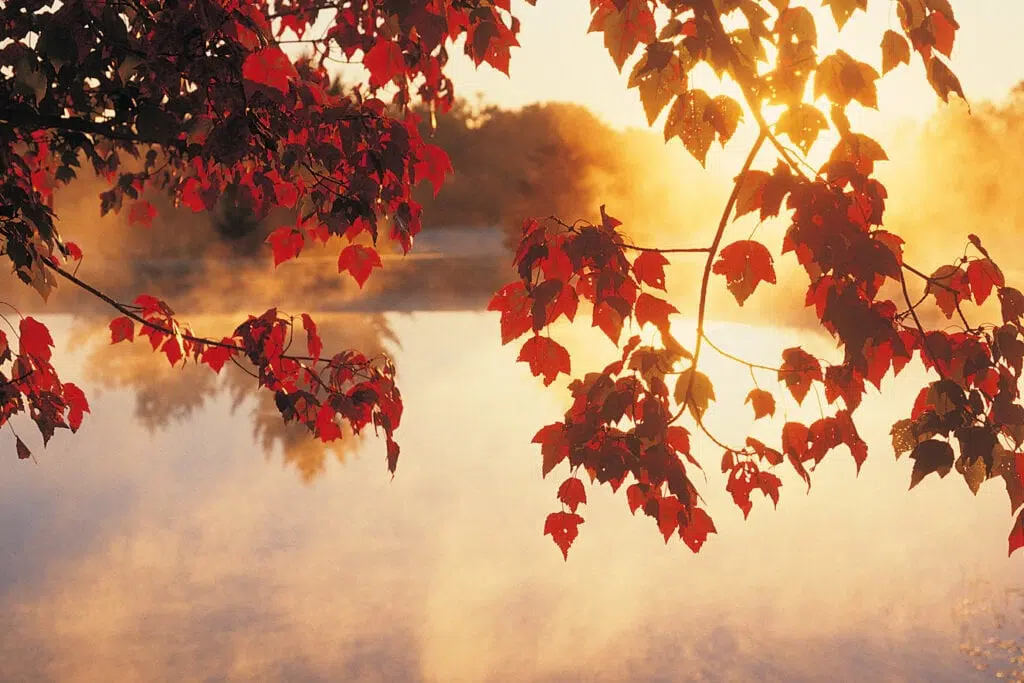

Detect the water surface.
xmin=0 ymin=312 xmax=1021 ymax=682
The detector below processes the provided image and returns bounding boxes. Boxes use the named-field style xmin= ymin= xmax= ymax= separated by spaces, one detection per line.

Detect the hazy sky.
xmin=445 ymin=1 xmax=1024 ymax=131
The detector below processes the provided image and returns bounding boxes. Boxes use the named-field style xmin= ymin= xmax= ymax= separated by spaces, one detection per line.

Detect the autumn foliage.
xmin=2 ymin=0 xmax=1024 ymax=560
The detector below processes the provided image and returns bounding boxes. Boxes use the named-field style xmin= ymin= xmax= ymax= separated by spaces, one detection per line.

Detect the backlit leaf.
xmin=634 ymin=293 xmax=678 ymax=331
xmin=674 ymin=367 xmax=715 ymax=420
xmin=823 ymin=0 xmax=867 ymax=30
xmin=966 ymin=258 xmax=1004 ymax=306
xmin=664 ymin=89 xmax=714 ymax=166
xmin=300 ymin=313 xmax=322 ymax=362
xmin=745 ymin=388 xmax=776 ymax=419
xmin=557 ymin=477 xmax=587 ymax=512
xmin=712 ymin=240 xmax=777 ymax=306
xmin=266 ymin=227 xmax=304 ymax=267
xmin=338 ymin=244 xmax=383 ymax=288
xmin=775 ymin=104 xmax=827 ymax=154
xmin=109 ymin=316 xmax=135 ymax=344
xmin=880 ymin=30 xmax=910 ymax=75
xmin=927 ymin=56 xmax=964 ymax=102
xmin=632 ymin=251 xmax=669 ymax=290
xmin=518 ymin=335 xmax=571 ymax=386
xmin=544 ymin=511 xmax=584 ymax=560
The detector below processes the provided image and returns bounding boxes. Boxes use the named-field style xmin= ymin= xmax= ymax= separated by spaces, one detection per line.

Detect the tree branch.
xmin=0 ymin=108 xmax=186 ymax=150
xmin=899 ymin=268 xmax=946 ymax=380
xmin=688 ymin=130 xmax=767 ymax=379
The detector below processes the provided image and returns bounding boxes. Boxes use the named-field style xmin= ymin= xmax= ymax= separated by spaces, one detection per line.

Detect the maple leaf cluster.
xmin=493 ymin=0 xmax=1024 ymax=559
xmin=1 ymin=0 xmax=524 ymax=470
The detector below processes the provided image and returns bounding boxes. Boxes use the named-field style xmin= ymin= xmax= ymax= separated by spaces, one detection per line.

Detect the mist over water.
xmin=0 ymin=313 xmax=1022 ymax=682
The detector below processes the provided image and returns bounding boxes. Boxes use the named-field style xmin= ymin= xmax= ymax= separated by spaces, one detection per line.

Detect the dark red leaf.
xmin=966 ymin=258 xmax=1004 ymax=306
xmin=712 ymin=240 xmax=777 ymax=306
xmin=364 ymin=42 xmax=406 ymax=88
xmin=16 ymin=437 xmax=30 ymax=460
xmin=19 ymin=317 xmax=53 ymax=362
xmin=544 ymin=511 xmax=584 ymax=560
xmin=679 ymin=507 xmax=716 ymax=553
xmin=909 ymin=439 xmax=955 ymax=489
xmin=62 ymin=382 xmax=89 ymax=432
xmin=414 ymin=144 xmax=452 ymax=197
xmin=534 ymin=422 xmax=569 ymax=477
xmin=557 ymin=477 xmax=587 ymax=512
xmin=632 ymin=251 xmax=669 ymax=290
xmin=745 ymin=388 xmax=776 ymax=419
xmin=201 ymin=341 xmax=235 ymax=373
xmin=109 ymin=316 xmax=135 ymax=344
xmin=778 ymin=347 xmax=822 ymax=404
xmin=518 ymin=335 xmax=571 ymax=386
xmin=266 ymin=227 xmax=305 ymax=267
xmin=592 ymin=300 xmax=624 ymax=345
xmin=300 ymin=313 xmax=322 ymax=362
xmin=488 ymin=282 xmax=533 ymax=345
xmin=634 ymin=292 xmax=678 ymax=331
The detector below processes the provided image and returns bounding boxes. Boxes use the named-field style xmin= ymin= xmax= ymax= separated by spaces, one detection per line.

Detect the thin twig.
xmin=701 ymin=331 xmax=782 ymax=372
xmin=899 ymin=267 xmax=946 ymax=379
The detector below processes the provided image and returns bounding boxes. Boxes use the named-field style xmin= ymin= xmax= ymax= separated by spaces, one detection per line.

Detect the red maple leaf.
xmin=632 ymin=251 xmax=669 ymax=290
xmin=592 ymin=300 xmax=624 ymax=344
xmin=62 ymin=382 xmax=90 ymax=431
xmin=364 ymin=41 xmax=406 ymax=88
xmin=680 ymin=507 xmax=716 ymax=553
xmin=316 ymin=404 xmax=343 ymax=442
xmin=19 ymin=317 xmax=53 ymax=362
xmin=162 ymin=336 xmax=183 ymax=366
xmin=634 ymin=292 xmax=678 ymax=331
xmin=712 ymin=240 xmax=777 ymax=306
xmin=242 ymin=46 xmax=298 ymax=96
xmin=533 ymin=422 xmax=569 ymax=476
xmin=109 ymin=316 xmax=135 ymax=344
xmin=927 ymin=264 xmax=969 ymax=318
xmin=778 ymin=347 xmax=822 ymax=404
xmin=488 ymin=281 xmax=533 ymax=345
xmin=658 ymin=495 xmax=684 ymax=541
xmin=966 ymin=258 xmax=1004 ymax=306
xmin=518 ymin=335 xmax=571 ymax=386
xmin=745 ymin=437 xmax=784 ymax=466
xmin=557 ymin=477 xmax=587 ymax=512
xmin=200 ymin=341 xmax=235 ymax=373
xmin=626 ymin=484 xmax=647 ymax=514
xmin=544 ymin=511 xmax=584 ymax=560
xmin=300 ymin=313 xmax=322 ymax=362
xmin=338 ymin=244 xmax=383 ymax=287
xmin=414 ymin=144 xmax=452 ymax=197
xmin=266 ymin=227 xmax=305 ymax=267
xmin=781 ymin=421 xmax=810 ymax=462
xmin=745 ymin=388 xmax=776 ymax=419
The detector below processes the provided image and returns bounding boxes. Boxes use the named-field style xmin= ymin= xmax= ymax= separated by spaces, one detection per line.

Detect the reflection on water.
xmin=0 ymin=312 xmax=1021 ymax=682
xmin=71 ymin=312 xmax=398 ymax=483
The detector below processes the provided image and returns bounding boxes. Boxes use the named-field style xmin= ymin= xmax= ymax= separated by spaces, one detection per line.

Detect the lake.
xmin=0 ymin=311 xmax=1021 ymax=682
